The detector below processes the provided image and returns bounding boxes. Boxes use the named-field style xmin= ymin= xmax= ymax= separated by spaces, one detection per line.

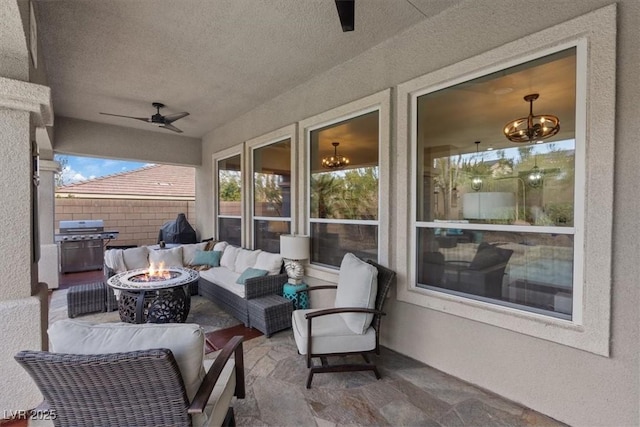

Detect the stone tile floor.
xmin=46 ymin=289 xmax=566 ymax=427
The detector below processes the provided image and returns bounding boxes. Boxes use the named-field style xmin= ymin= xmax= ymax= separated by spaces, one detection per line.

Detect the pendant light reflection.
xmin=528 ymin=155 xmax=543 ymax=188
xmin=471 ymin=141 xmax=483 ymax=192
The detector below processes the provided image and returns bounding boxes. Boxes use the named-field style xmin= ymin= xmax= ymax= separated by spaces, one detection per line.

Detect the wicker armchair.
xmin=291 ymin=255 xmax=396 ymax=388
xmin=15 ymin=321 xmax=245 ymax=427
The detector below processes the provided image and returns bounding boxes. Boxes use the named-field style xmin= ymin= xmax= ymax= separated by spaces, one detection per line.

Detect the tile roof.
xmin=56 ymin=164 xmax=195 ymax=198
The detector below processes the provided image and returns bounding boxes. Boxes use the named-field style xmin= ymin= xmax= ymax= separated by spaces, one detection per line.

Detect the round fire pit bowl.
xmin=107 ymin=267 xmax=199 ymax=324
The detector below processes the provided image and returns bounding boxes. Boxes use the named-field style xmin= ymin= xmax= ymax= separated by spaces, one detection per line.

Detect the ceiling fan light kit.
xmin=100 ymin=102 xmax=189 ymax=133
xmin=503 ymin=93 xmax=560 ymax=144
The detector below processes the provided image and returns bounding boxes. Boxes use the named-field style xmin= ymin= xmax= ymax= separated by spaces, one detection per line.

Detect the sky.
xmin=54 ymin=154 xmax=153 ymax=185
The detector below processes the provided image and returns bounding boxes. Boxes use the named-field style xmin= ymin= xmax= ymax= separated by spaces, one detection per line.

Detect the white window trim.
xmin=212 ymin=145 xmax=244 ymax=245
xmin=298 ymin=89 xmax=391 ymax=284
xmin=395 ymin=5 xmax=616 ymax=356
xmin=245 ymin=124 xmax=297 ymax=249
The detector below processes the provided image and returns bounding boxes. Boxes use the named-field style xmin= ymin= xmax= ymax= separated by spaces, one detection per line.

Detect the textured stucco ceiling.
xmin=34 ymin=0 xmax=459 ymax=138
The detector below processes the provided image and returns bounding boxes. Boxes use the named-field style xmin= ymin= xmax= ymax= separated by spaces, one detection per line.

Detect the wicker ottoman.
xmin=248 ymin=295 xmax=293 ymax=337
xmin=67 ymin=282 xmax=110 ymax=318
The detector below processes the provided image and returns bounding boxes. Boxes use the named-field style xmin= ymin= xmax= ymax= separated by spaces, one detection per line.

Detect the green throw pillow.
xmin=192 ymin=250 xmax=223 ymax=267
xmin=236 ymin=267 xmax=268 ymax=285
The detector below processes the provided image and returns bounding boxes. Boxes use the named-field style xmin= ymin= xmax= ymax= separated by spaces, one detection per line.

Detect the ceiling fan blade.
xmin=163 ymin=112 xmax=190 ymax=123
xmin=160 ymin=123 xmax=183 ymax=133
xmin=99 ymin=112 xmax=150 ymax=122
xmin=335 ymin=0 xmax=354 ymax=32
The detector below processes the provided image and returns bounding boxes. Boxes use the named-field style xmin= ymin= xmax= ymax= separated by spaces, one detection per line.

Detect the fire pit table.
xmin=107 ymin=266 xmax=199 ymax=324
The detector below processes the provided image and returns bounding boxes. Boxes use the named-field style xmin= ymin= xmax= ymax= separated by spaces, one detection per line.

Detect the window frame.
xmin=245 ymin=124 xmax=297 ymax=251
xmin=298 ymin=89 xmax=391 ymax=283
xmin=395 ymin=6 xmax=615 ymax=356
xmin=213 ymin=145 xmax=244 ymax=246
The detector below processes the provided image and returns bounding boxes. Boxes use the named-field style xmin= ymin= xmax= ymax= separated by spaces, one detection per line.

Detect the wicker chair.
xmin=291 ymin=255 xmax=396 ymax=388
xmin=15 ymin=321 xmax=245 ymax=427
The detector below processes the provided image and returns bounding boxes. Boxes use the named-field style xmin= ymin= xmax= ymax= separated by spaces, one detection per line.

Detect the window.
xmin=251 ymin=137 xmax=292 ymax=252
xmin=416 ymin=48 xmax=577 ymax=320
xmin=217 ymin=153 xmax=242 ymax=246
xmin=308 ymin=111 xmax=379 ymax=268
xmin=395 ymin=5 xmax=616 ymax=355
xmin=298 ymin=90 xmax=390 ymax=277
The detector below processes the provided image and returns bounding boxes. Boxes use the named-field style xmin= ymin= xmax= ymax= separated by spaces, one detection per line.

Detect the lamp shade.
xmin=280 ymin=235 xmax=310 ymax=260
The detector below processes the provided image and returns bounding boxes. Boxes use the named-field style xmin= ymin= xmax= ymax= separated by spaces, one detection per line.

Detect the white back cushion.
xmin=254 ymin=251 xmax=283 ymax=275
xmin=334 ymin=253 xmax=378 ymax=334
xmin=123 ymin=246 xmax=149 ymax=270
xmin=149 ymin=246 xmax=184 ymax=267
xmin=48 ymin=320 xmax=205 ymax=401
xmin=220 ymin=246 xmax=239 ymax=270
xmin=234 ymin=249 xmax=262 ymax=274
xmin=181 ymin=242 xmax=208 ymax=265
xmin=213 ymin=241 xmax=228 ymax=252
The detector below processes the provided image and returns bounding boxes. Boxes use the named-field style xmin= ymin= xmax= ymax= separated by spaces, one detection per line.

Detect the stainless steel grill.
xmin=55 ymin=220 xmax=119 ymax=273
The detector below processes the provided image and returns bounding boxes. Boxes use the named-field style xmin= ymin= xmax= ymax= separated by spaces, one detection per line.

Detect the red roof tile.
xmin=56 ymin=164 xmax=195 ymax=198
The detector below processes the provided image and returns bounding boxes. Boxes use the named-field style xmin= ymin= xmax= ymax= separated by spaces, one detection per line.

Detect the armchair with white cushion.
xmin=291 ymin=253 xmax=396 ymax=388
xmin=15 ymin=320 xmax=244 ymax=427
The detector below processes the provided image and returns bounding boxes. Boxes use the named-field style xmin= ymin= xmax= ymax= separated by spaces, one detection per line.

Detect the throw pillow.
xmin=254 ymin=251 xmax=283 ymax=275
xmin=192 ymin=250 xmax=223 ymax=267
xmin=123 ymin=246 xmax=149 ymax=270
xmin=149 ymin=246 xmax=183 ymax=268
xmin=334 ymin=253 xmax=378 ymax=334
xmin=234 ymin=249 xmax=262 ymax=274
xmin=220 ymin=246 xmax=239 ymax=269
xmin=236 ymin=267 xmax=268 ymax=285
xmin=182 ymin=242 xmax=208 ymax=265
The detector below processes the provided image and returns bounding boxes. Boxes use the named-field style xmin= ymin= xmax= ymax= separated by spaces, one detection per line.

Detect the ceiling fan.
xmin=100 ymin=102 xmax=189 ymax=133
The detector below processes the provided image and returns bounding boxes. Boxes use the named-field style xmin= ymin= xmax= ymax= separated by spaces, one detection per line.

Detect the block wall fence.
xmin=55 ymin=198 xmax=197 ymax=247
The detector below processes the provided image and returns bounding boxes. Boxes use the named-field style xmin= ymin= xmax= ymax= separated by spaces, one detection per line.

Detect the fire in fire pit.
xmin=129 ymin=262 xmax=181 ymax=283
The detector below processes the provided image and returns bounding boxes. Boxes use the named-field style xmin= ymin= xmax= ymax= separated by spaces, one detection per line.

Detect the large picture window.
xmin=415 ymin=48 xmax=577 ymax=319
xmin=309 ymin=111 xmax=379 ymax=268
xmin=252 ymin=138 xmax=292 ymax=252
xmin=217 ymin=154 xmax=242 ymax=246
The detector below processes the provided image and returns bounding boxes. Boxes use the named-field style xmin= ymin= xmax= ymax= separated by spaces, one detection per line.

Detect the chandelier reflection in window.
xmin=321 ymin=142 xmax=350 ymax=169
xmin=504 ymin=94 xmax=560 ymax=144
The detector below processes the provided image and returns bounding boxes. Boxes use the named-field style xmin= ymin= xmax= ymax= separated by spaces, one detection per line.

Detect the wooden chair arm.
xmin=297 ymin=285 xmax=337 ymax=294
xmin=188 ymin=335 xmax=245 ymax=414
xmin=305 ymin=307 xmax=385 ymax=319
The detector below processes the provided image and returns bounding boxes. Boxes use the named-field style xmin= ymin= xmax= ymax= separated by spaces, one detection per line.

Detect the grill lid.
xmin=59 ymin=220 xmax=104 ymax=233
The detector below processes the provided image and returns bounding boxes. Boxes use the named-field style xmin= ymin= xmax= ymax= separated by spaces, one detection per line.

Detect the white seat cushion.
xmin=193 ymin=359 xmax=236 ymax=427
xmin=334 ymin=253 xmax=378 ymax=334
xmin=149 ymin=246 xmax=184 ymax=267
xmin=199 ymin=267 xmax=245 ymax=298
xmin=292 ymin=309 xmax=376 ymax=355
xmin=182 ymin=242 xmax=208 ymax=265
xmin=48 ymin=320 xmax=205 ymax=402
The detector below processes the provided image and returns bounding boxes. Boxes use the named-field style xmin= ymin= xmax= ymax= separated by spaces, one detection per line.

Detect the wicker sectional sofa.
xmin=104 ymin=242 xmax=288 ymax=327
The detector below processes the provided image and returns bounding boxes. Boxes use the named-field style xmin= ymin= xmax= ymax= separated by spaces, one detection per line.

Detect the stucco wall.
xmin=55 ymin=198 xmax=197 ymax=247
xmin=197 ymin=1 xmax=639 ymax=425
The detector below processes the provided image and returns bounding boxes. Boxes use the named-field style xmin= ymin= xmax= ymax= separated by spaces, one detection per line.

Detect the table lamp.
xmin=280 ymin=234 xmax=310 ymax=285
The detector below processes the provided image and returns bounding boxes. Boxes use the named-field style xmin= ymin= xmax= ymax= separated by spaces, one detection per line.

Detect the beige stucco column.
xmin=38 ymin=158 xmax=60 ymax=289
xmin=0 ymin=1 xmax=54 ymax=411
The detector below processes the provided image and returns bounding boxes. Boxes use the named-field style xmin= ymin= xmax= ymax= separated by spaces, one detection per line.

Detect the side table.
xmin=282 ymin=282 xmax=309 ymax=310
